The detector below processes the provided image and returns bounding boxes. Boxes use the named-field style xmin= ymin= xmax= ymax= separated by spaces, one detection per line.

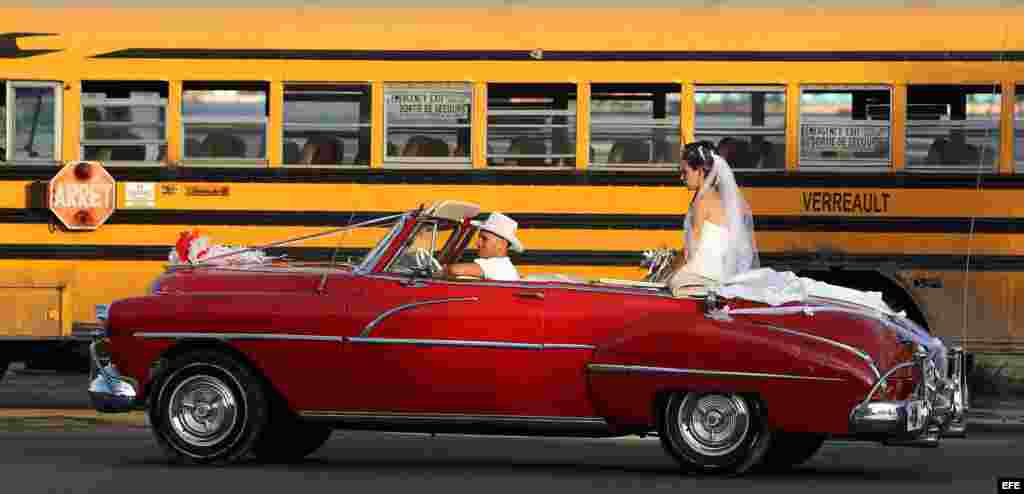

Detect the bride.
xmin=665 ymin=141 xmax=757 ymax=291
xmin=659 ymin=141 xmax=948 ymax=374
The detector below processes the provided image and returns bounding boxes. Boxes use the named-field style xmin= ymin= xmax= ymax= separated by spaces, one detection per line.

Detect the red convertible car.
xmin=89 ymin=200 xmax=970 ymax=473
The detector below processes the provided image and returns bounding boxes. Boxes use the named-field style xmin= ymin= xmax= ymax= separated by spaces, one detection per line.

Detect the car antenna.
xmin=317 ymin=208 xmax=359 ymax=295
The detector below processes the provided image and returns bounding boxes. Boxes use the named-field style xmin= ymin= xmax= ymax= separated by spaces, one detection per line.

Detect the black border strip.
xmin=91 ymin=48 xmax=1024 ymax=62
xmin=6 ymin=209 xmax=1024 ymax=233
xmin=0 ymin=244 xmax=1016 ymax=271
xmin=0 ymin=33 xmax=60 ymax=59
xmin=7 ymin=166 xmax=1024 ymax=189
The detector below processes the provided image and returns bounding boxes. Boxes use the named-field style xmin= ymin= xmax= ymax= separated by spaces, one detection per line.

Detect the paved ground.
xmin=0 ymin=425 xmax=1021 ymax=494
xmin=1 ymin=362 xmax=1023 ymax=493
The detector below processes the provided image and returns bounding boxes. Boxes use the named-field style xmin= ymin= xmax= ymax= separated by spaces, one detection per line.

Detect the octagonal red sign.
xmin=48 ymin=161 xmax=117 ymax=231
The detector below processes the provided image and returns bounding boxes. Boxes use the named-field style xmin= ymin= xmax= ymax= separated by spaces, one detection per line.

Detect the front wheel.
xmin=658 ymin=391 xmax=773 ymax=475
xmin=756 ymin=432 xmax=826 ymax=471
xmin=148 ymin=350 xmax=269 ymax=465
xmin=253 ymin=420 xmax=332 ymax=462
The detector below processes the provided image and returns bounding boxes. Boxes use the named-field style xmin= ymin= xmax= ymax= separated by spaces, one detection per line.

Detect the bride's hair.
xmin=682 ymin=141 xmax=720 ymax=187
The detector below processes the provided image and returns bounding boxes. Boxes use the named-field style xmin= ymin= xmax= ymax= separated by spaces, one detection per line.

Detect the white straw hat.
xmin=471 ymin=212 xmax=524 ymax=253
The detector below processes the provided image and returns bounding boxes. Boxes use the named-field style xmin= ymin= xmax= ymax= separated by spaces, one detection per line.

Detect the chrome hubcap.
xmin=677 ymin=393 xmax=750 ymax=457
xmin=168 ymin=374 xmax=238 ymax=448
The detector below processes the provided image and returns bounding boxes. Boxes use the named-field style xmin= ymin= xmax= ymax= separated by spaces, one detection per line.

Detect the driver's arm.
xmin=444 ymin=262 xmax=484 ymax=278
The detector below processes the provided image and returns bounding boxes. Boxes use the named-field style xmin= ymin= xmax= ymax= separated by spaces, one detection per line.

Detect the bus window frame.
xmin=588 ymin=82 xmax=681 ymax=170
xmin=180 ymin=82 xmax=269 ymax=167
xmin=693 ymin=84 xmax=787 ymax=172
xmin=382 ymin=82 xmax=472 ymax=168
xmin=798 ymin=84 xmax=892 ymax=173
xmin=282 ymin=82 xmax=372 ymax=168
xmin=80 ymin=81 xmax=168 ymax=168
xmin=904 ymin=83 xmax=1002 ymax=174
xmin=485 ymin=82 xmax=578 ymax=170
xmin=5 ymin=80 xmax=62 ymax=166
xmin=1014 ymin=84 xmax=1024 ymax=172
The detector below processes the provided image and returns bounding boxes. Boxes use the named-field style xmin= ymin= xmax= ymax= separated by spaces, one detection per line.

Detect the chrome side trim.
xmin=750 ymin=323 xmax=882 ymax=381
xmin=587 ymin=363 xmax=844 ymax=382
xmin=348 ymin=337 xmax=594 ymax=350
xmin=133 ymin=332 xmax=345 ymax=343
xmin=299 ymin=410 xmax=608 ymax=427
xmin=360 ymin=297 xmax=480 ymax=337
xmin=542 ymin=343 xmax=596 ymax=350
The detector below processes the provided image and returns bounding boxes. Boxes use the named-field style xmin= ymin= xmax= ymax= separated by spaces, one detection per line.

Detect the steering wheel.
xmin=413 ymin=248 xmax=443 ymax=276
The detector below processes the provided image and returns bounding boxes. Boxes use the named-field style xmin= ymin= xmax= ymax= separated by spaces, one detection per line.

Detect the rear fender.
xmin=587 ymin=317 xmax=875 ymax=434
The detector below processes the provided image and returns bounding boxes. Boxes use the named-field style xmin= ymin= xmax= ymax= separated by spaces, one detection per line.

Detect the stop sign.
xmin=48 ymin=161 xmax=116 ymax=231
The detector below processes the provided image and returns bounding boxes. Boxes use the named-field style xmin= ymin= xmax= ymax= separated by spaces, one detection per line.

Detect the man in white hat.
xmin=444 ymin=212 xmax=523 ymax=281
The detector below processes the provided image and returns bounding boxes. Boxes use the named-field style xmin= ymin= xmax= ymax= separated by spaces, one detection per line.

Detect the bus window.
xmin=906 ymin=85 xmax=1000 ymax=172
xmin=695 ymin=86 xmax=785 ymax=170
xmin=283 ymin=83 xmax=370 ymax=166
xmin=8 ymin=81 xmax=61 ymax=165
xmin=1014 ymin=85 xmax=1023 ymax=171
xmin=799 ymin=85 xmax=890 ymax=170
xmin=0 ymin=81 xmax=5 ymax=161
xmin=590 ymin=83 xmax=679 ymax=168
xmin=182 ymin=82 xmax=268 ymax=164
xmin=81 ymin=81 xmax=167 ymax=165
xmin=384 ymin=82 xmax=471 ymax=167
xmin=487 ymin=83 xmax=575 ymax=167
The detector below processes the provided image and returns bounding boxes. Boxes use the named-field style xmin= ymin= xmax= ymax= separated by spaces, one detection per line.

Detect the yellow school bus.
xmin=0 ymin=3 xmax=1022 ymax=375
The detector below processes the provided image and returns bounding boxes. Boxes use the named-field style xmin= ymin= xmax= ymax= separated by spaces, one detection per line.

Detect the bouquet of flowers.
xmin=169 ymin=229 xmax=271 ymax=266
xmin=641 ymin=247 xmax=677 ymax=283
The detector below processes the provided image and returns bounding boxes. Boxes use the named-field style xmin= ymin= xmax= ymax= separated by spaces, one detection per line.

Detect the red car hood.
xmin=152 ymin=266 xmax=345 ymax=295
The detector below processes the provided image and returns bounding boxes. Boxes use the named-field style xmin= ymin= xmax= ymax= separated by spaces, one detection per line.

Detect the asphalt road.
xmin=2 ymin=363 xmax=1022 ymax=493
xmin=0 ymin=425 xmax=1020 ymax=494
xmin=0 ymin=363 xmax=91 ymax=409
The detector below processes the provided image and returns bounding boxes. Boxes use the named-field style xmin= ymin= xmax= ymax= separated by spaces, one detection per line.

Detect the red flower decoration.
xmin=175 ymin=229 xmax=202 ymax=264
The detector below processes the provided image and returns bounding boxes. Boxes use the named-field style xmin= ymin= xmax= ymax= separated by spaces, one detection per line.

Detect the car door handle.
xmin=515 ymin=291 xmax=545 ymax=300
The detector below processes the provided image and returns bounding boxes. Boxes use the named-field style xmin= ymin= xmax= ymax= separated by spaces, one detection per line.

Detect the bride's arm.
xmin=669 ymin=197 xmax=705 ymax=271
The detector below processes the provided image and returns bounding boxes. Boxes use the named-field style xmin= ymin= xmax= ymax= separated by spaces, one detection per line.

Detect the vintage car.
xmin=88 ymin=200 xmax=970 ymax=473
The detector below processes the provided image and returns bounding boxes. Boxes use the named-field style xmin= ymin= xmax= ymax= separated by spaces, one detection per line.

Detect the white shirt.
xmin=473 ymin=256 xmax=519 ymax=281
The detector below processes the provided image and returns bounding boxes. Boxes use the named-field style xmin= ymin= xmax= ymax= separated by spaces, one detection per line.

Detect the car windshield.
xmin=354 ymin=215 xmax=407 ymax=272
xmin=384 ymin=220 xmax=459 ymax=276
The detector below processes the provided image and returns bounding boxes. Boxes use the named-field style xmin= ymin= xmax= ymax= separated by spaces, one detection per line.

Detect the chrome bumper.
xmin=87 ymin=339 xmax=138 ymax=413
xmin=849 ymin=345 xmax=969 ymax=446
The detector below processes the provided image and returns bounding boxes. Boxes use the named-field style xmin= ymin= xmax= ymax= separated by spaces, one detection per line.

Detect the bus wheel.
xmin=0 ymin=355 xmax=9 ymax=384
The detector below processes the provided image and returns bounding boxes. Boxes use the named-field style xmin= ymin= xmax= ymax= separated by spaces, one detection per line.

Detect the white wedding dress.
xmin=666 ymin=220 xmax=730 ymax=294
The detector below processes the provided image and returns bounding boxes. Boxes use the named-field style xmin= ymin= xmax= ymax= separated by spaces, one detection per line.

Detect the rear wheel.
xmin=756 ymin=432 xmax=826 ymax=471
xmin=148 ymin=350 xmax=269 ymax=465
xmin=658 ymin=392 xmax=773 ymax=475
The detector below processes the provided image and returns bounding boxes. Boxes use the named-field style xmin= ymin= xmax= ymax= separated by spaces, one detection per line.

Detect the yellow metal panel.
xmin=8 ymin=181 xmax=1024 ymax=218
xmin=0 ymin=260 xmax=166 ymax=324
xmin=0 ymin=287 xmax=62 ymax=338
xmin=786 ymin=83 xmax=800 ymax=171
xmin=167 ymin=80 xmax=182 ymax=165
xmin=575 ymin=81 xmax=590 ymax=170
xmin=891 ymin=84 xmax=906 ymax=172
xmin=370 ymin=81 xmax=384 ymax=168
xmin=267 ymin=81 xmax=283 ymax=167
xmin=3 ymin=7 xmax=1023 ymax=53
xmin=63 ymin=80 xmax=80 ymax=162
xmin=472 ymin=82 xmax=487 ymax=169
xmin=681 ymin=82 xmax=695 ymax=145
xmin=1001 ymin=82 xmax=1015 ymax=174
